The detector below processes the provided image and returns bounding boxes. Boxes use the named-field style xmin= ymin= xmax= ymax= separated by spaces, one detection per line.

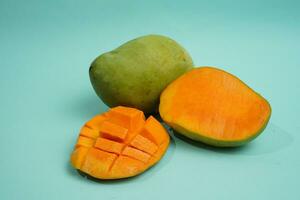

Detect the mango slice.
xmin=159 ymin=67 xmax=271 ymax=147
xmin=70 ymin=106 xmax=170 ymax=179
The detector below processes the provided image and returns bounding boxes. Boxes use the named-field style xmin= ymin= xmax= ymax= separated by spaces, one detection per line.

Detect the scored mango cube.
xmin=70 ymin=106 xmax=170 ymax=179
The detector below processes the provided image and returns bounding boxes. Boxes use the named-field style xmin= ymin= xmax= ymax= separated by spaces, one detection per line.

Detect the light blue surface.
xmin=1 ymin=0 xmax=300 ymax=199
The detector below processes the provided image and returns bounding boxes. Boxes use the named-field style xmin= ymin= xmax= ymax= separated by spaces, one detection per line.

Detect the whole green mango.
xmin=89 ymin=35 xmax=193 ymax=114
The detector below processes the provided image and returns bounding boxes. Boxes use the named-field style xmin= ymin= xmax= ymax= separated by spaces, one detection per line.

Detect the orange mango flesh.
xmin=159 ymin=67 xmax=271 ymax=147
xmin=70 ymin=106 xmax=170 ymax=179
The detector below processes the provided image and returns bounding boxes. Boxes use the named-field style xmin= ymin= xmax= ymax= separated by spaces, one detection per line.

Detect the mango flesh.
xmin=70 ymin=106 xmax=170 ymax=179
xmin=159 ymin=67 xmax=271 ymax=147
xmin=89 ymin=35 xmax=193 ymax=114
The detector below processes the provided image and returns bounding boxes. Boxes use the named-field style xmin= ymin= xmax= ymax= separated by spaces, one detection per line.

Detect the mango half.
xmin=71 ymin=106 xmax=170 ymax=179
xmin=89 ymin=35 xmax=193 ymax=114
xmin=159 ymin=67 xmax=271 ymax=147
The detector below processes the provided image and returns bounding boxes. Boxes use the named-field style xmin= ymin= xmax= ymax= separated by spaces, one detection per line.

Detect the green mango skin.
xmin=89 ymin=35 xmax=194 ymax=114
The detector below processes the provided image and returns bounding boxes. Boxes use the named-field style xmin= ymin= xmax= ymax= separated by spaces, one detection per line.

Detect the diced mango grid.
xmin=77 ymin=117 xmax=160 ymax=171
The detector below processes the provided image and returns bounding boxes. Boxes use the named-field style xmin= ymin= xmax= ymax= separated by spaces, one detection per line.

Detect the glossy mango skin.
xmin=70 ymin=106 xmax=170 ymax=179
xmin=89 ymin=35 xmax=193 ymax=114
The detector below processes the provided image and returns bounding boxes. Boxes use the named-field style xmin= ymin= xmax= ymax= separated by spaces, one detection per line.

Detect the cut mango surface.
xmin=70 ymin=106 xmax=170 ymax=179
xmin=159 ymin=67 xmax=271 ymax=147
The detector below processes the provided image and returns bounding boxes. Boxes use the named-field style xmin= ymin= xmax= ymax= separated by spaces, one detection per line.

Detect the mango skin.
xmin=89 ymin=35 xmax=193 ymax=114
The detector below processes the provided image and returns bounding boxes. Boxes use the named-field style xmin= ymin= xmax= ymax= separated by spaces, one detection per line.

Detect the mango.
xmin=89 ymin=35 xmax=193 ymax=114
xmin=159 ymin=67 xmax=271 ymax=147
xmin=70 ymin=106 xmax=170 ymax=179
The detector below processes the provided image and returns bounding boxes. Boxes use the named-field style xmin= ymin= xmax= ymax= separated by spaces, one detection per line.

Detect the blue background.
xmin=1 ymin=0 xmax=299 ymax=199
